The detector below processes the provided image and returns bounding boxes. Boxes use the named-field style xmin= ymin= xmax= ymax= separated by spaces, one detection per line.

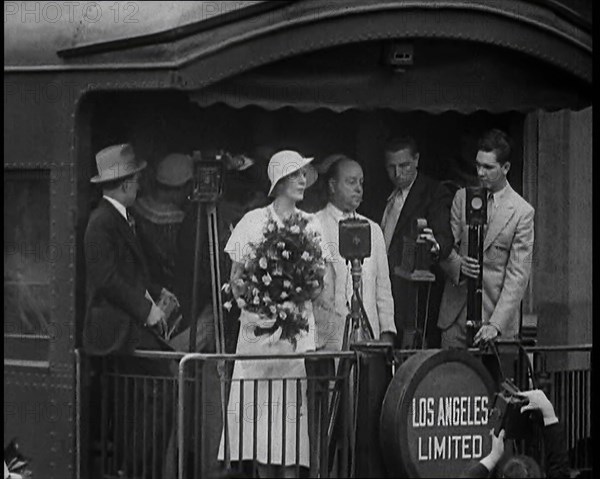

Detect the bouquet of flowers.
xmin=222 ymin=211 xmax=326 ymax=348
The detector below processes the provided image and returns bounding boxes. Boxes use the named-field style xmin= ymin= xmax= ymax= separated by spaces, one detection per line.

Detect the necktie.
xmin=381 ymin=189 xmax=404 ymax=251
xmin=126 ymin=210 xmax=136 ymax=235
xmin=487 ymin=192 xmax=495 ymax=224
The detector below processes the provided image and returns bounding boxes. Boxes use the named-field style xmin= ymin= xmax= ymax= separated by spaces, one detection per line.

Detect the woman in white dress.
xmin=218 ymin=150 xmax=323 ymax=478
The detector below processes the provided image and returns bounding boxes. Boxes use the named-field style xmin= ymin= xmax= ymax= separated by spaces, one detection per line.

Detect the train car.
xmin=4 ymin=1 xmax=592 ymax=478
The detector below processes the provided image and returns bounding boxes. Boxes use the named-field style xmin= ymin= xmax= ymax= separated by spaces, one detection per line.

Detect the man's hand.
xmin=160 ymin=288 xmax=179 ymax=306
xmin=418 ymin=227 xmax=440 ymax=256
xmin=158 ymin=288 xmax=180 ymax=318
xmin=517 ymin=389 xmax=559 ymax=426
xmin=480 ymin=429 xmax=505 ymax=471
xmin=146 ymin=303 xmax=166 ymax=328
xmin=473 ymin=324 xmax=499 ymax=346
xmin=460 ymin=255 xmax=481 ymax=279
xmin=490 ymin=428 xmax=505 ymax=461
xmin=380 ymin=332 xmax=395 ymax=346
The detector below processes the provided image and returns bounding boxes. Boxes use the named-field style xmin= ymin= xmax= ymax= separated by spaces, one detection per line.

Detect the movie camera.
xmin=490 ymin=379 xmax=539 ymax=440
xmin=398 ymin=218 xmax=437 ymax=281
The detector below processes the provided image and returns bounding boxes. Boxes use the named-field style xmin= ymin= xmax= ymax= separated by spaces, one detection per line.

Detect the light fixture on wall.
xmin=382 ymin=42 xmax=414 ymax=73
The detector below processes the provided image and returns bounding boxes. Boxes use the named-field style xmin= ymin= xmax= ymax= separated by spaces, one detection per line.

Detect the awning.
xmin=191 ymin=40 xmax=590 ymax=113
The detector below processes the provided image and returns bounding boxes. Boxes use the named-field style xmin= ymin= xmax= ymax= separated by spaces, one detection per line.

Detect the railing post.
xmin=353 ymin=345 xmax=393 ymax=478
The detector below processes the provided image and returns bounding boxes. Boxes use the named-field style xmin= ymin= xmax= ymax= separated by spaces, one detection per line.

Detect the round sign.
xmin=380 ymin=350 xmax=496 ymax=478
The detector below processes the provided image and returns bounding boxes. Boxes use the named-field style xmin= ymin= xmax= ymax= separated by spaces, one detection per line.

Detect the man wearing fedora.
xmin=83 ymin=143 xmax=174 ymax=478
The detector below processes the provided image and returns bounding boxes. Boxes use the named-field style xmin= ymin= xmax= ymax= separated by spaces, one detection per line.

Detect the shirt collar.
xmin=387 ymin=174 xmax=417 ymax=202
xmin=490 ymin=183 xmax=509 ymax=204
xmin=325 ymin=202 xmax=355 ymax=222
xmin=103 ymin=195 xmax=128 ymax=220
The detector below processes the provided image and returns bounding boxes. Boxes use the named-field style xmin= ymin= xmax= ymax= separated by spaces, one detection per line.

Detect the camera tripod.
xmin=343 ymin=258 xmax=375 ymax=347
xmin=327 ymin=258 xmax=374 ymax=474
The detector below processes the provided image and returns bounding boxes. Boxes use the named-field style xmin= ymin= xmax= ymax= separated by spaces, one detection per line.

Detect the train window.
xmin=4 ymin=169 xmax=51 ymax=360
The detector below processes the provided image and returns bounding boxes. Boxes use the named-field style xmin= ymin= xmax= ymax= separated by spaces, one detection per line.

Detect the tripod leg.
xmin=421 ymin=283 xmax=432 ymax=349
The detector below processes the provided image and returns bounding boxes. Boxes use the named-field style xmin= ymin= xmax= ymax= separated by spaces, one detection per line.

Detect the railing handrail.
xmin=72 ymin=344 xmax=593 ymax=361
xmin=128 ymin=350 xmax=359 ymax=360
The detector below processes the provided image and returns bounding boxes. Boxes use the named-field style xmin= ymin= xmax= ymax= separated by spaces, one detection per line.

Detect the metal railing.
xmin=84 ymin=350 xmax=357 ymax=479
xmin=81 ymin=343 xmax=592 ymax=478
xmin=524 ymin=345 xmax=592 ymax=475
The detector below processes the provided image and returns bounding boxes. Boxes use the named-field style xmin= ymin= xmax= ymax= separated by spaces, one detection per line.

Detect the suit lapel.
xmin=393 ymin=174 xmax=425 ymax=239
xmin=483 ymin=186 xmax=517 ymax=251
xmin=101 ymin=199 xmax=147 ymax=266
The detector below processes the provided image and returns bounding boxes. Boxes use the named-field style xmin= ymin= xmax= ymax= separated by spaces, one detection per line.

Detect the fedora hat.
xmin=90 ymin=143 xmax=147 ymax=184
xmin=156 ymin=153 xmax=193 ymax=187
xmin=267 ymin=150 xmax=316 ymax=197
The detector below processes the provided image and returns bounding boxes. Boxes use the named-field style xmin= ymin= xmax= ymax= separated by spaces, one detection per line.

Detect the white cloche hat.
xmin=267 ymin=150 xmax=317 ymax=197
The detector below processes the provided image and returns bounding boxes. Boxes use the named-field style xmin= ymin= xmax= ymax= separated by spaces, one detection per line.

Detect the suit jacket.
xmin=313 ymin=205 xmax=396 ymax=350
xmin=438 ymin=185 xmax=535 ymax=338
xmin=380 ymin=173 xmax=454 ymax=332
xmin=385 ymin=173 xmax=454 ymax=269
xmin=83 ymin=198 xmax=167 ymax=355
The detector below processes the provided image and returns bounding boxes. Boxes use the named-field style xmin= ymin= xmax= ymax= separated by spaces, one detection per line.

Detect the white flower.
xmin=259 ymin=257 xmax=268 ymax=269
xmin=282 ymin=301 xmax=295 ymax=310
xmin=263 ymin=293 xmax=271 ymax=303
xmin=301 ymin=251 xmax=311 ymax=261
xmin=262 ymin=274 xmax=272 ymax=286
xmin=279 ymin=310 xmax=287 ymax=320
xmin=253 ymin=296 xmax=260 ymax=305
xmin=236 ymin=298 xmax=246 ymax=309
xmin=282 ymin=250 xmax=291 ymax=259
xmin=283 ymin=280 xmax=292 ymax=289
xmin=251 ymin=275 xmax=258 ymax=283
xmin=277 ymin=241 xmax=286 ymax=249
xmin=280 ymin=291 xmax=289 ymax=299
xmin=269 ymin=305 xmax=277 ymax=315
xmin=223 ymin=301 xmax=233 ymax=311
xmin=221 ymin=283 xmax=231 ymax=293
xmin=290 ymin=225 xmax=300 ymax=234
xmin=267 ymin=223 xmax=276 ymax=232
xmin=295 ymin=286 xmax=302 ymax=293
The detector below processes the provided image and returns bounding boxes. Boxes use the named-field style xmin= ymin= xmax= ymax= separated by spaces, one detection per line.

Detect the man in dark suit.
xmin=379 ymin=136 xmax=454 ymax=349
xmin=83 ymin=143 xmax=174 ymax=478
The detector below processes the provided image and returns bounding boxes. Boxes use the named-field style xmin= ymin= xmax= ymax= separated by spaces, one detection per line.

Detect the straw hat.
xmin=90 ymin=144 xmax=147 ymax=184
xmin=267 ymin=150 xmax=317 ymax=197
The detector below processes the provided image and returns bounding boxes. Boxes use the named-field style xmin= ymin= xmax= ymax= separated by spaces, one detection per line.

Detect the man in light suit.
xmin=438 ymin=129 xmax=535 ymax=349
xmin=313 ymin=156 xmax=397 ymax=350
xmin=312 ymin=156 xmax=396 ymax=477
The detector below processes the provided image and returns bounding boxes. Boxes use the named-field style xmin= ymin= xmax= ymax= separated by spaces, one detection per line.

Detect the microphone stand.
xmin=327 ymin=258 xmax=373 ymax=474
xmin=466 ymin=207 xmax=486 ymax=347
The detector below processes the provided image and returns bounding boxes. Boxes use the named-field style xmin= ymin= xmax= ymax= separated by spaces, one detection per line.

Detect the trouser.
xmin=441 ymin=318 xmax=517 ymax=388
xmin=392 ymin=276 xmax=444 ymax=350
